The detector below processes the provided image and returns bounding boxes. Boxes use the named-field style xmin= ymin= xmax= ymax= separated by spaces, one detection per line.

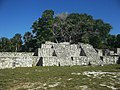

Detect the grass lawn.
xmin=0 ymin=65 xmax=120 ymax=90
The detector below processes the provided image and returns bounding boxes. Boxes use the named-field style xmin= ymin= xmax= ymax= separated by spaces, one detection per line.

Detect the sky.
xmin=0 ymin=0 xmax=120 ymax=38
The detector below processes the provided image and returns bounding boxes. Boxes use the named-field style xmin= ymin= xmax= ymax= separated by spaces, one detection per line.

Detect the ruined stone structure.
xmin=38 ymin=42 xmax=120 ymax=66
xmin=0 ymin=52 xmax=38 ymax=69
xmin=0 ymin=42 xmax=120 ymax=69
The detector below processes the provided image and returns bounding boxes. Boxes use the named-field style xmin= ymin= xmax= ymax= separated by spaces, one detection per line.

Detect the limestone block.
xmin=109 ymin=51 xmax=114 ymax=55
xmin=45 ymin=41 xmax=55 ymax=44
xmin=117 ymin=48 xmax=120 ymax=55
xmin=102 ymin=56 xmax=118 ymax=65
xmin=79 ymin=56 xmax=88 ymax=65
xmin=0 ymin=52 xmax=34 ymax=57
xmin=70 ymin=44 xmax=81 ymax=57
xmin=31 ymin=56 xmax=39 ymax=66
xmin=60 ymin=42 xmax=70 ymax=45
xmin=42 ymin=57 xmax=58 ymax=66
xmin=38 ymin=48 xmax=54 ymax=57
xmin=41 ymin=44 xmax=53 ymax=48
xmin=97 ymin=49 xmax=103 ymax=56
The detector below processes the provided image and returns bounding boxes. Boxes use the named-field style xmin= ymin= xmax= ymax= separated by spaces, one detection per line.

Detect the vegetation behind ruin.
xmin=0 ymin=10 xmax=120 ymax=52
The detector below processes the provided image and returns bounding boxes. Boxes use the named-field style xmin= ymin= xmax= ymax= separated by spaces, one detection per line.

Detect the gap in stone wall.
xmin=52 ymin=50 xmax=57 ymax=56
xmin=36 ymin=57 xmax=43 ymax=66
xmin=80 ymin=48 xmax=86 ymax=56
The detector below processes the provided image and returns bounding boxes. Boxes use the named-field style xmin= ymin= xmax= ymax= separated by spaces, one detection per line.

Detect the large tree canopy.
xmin=32 ymin=10 xmax=112 ymax=49
xmin=0 ymin=10 xmax=119 ymax=52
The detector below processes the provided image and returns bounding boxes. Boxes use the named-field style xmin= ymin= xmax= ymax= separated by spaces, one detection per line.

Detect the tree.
xmin=0 ymin=37 xmax=11 ymax=51
xmin=53 ymin=13 xmax=69 ymax=42
xmin=94 ymin=19 xmax=112 ymax=43
xmin=31 ymin=10 xmax=112 ymax=48
xmin=11 ymin=33 xmax=22 ymax=52
xmin=115 ymin=34 xmax=120 ymax=48
xmin=106 ymin=35 xmax=116 ymax=48
xmin=81 ymin=32 xmax=90 ymax=43
xmin=0 ymin=10 xmax=115 ymax=52
xmin=23 ymin=32 xmax=35 ymax=51
xmin=32 ymin=10 xmax=54 ymax=47
xmin=89 ymin=35 xmax=102 ymax=48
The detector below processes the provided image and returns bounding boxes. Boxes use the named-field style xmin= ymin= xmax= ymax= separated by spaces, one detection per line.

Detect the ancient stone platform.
xmin=0 ymin=41 xmax=120 ymax=69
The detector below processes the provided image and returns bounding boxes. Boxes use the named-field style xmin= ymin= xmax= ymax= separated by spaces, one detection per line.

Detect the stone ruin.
xmin=38 ymin=42 xmax=120 ymax=66
xmin=0 ymin=41 xmax=120 ymax=69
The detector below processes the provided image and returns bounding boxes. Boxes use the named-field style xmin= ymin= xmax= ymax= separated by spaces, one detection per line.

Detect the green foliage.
xmin=89 ymin=35 xmax=102 ymax=48
xmin=0 ymin=33 xmax=22 ymax=52
xmin=32 ymin=10 xmax=54 ymax=48
xmin=81 ymin=32 xmax=90 ymax=43
xmin=0 ymin=37 xmax=11 ymax=51
xmin=23 ymin=32 xmax=35 ymax=51
xmin=0 ymin=10 xmax=119 ymax=52
xmin=107 ymin=34 xmax=120 ymax=49
xmin=116 ymin=34 xmax=120 ymax=48
xmin=11 ymin=33 xmax=23 ymax=52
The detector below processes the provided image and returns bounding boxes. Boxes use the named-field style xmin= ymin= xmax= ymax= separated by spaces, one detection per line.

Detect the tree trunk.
xmin=52 ymin=27 xmax=58 ymax=43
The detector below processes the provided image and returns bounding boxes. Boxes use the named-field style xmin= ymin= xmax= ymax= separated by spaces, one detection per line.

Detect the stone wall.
xmin=102 ymin=56 xmax=119 ymax=65
xmin=0 ymin=42 xmax=120 ymax=69
xmin=37 ymin=42 xmax=120 ymax=66
xmin=0 ymin=52 xmax=34 ymax=57
xmin=0 ymin=52 xmax=39 ymax=69
xmin=39 ymin=56 xmax=88 ymax=66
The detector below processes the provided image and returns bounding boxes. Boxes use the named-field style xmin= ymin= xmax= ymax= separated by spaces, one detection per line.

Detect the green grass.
xmin=0 ymin=65 xmax=120 ymax=90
